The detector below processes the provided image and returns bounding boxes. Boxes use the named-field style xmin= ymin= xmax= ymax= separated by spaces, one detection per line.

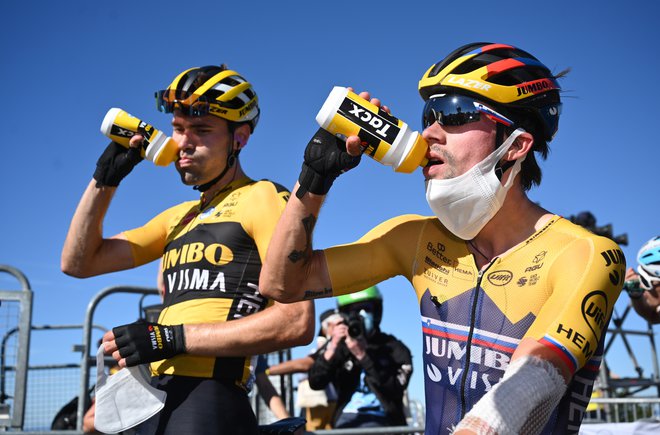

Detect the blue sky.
xmin=2 ymin=0 xmax=660 ymax=407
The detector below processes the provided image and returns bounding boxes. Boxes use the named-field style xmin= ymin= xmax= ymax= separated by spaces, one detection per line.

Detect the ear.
xmin=505 ymin=130 xmax=534 ymax=161
xmin=233 ymin=124 xmax=251 ymax=150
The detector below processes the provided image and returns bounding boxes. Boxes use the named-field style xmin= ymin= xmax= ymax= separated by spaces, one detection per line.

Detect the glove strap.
xmin=296 ymin=163 xmax=336 ymax=199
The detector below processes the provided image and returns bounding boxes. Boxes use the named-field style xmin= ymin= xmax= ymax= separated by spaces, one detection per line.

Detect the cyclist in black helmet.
xmin=62 ymin=65 xmax=314 ymax=434
xmin=260 ymin=43 xmax=624 ymax=434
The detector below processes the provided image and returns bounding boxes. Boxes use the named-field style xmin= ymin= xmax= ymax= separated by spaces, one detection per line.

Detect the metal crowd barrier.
xmin=0 ymin=264 xmax=33 ymax=430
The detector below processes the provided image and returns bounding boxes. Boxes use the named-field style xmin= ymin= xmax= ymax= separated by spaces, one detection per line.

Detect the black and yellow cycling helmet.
xmin=155 ymin=65 xmax=260 ymax=132
xmin=419 ymin=42 xmax=562 ymax=141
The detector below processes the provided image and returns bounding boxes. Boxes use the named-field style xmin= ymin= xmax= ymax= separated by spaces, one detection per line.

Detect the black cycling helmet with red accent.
xmin=155 ymin=65 xmax=260 ymax=133
xmin=418 ymin=42 xmax=562 ymax=142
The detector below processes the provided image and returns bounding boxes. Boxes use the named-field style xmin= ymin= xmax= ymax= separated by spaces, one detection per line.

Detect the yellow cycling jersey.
xmin=123 ymin=177 xmax=290 ymax=387
xmin=325 ymin=214 xmax=624 ymax=434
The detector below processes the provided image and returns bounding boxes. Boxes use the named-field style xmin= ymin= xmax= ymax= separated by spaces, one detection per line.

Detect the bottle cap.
xmin=146 ymin=133 xmax=178 ymax=166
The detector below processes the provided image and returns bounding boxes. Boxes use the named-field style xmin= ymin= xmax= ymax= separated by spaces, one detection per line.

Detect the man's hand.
xmin=345 ymin=334 xmax=367 ymax=361
xmin=103 ymin=321 xmax=186 ymax=367
xmin=296 ymin=128 xmax=361 ymax=198
xmin=93 ymin=139 xmax=143 ymax=187
xmin=323 ymin=321 xmax=348 ymax=361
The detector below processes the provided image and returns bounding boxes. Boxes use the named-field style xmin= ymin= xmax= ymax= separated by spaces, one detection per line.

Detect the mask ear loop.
xmin=494 ymin=125 xmax=522 ymax=180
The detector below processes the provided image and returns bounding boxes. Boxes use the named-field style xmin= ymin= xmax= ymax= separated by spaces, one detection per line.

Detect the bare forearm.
xmin=256 ymin=375 xmax=290 ymax=419
xmin=62 ymin=180 xmax=115 ymax=276
xmin=260 ymin=182 xmax=332 ymax=302
xmin=184 ymin=300 xmax=315 ymax=356
xmin=267 ymin=356 xmax=314 ymax=375
xmin=61 ymin=180 xmax=134 ymax=277
xmin=632 ymin=296 xmax=660 ymax=324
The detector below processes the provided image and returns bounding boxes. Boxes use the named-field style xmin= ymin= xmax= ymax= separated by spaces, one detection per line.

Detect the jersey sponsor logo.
xmin=517 ymin=273 xmax=541 ymax=287
xmin=553 ymin=322 xmax=596 ymax=362
xmin=165 ymin=268 xmax=227 ymax=292
xmin=163 ymin=242 xmax=234 ymax=269
xmin=600 ymin=249 xmax=624 ymax=267
xmin=452 ymin=264 xmax=475 ymax=281
xmin=230 ymin=282 xmax=267 ymax=319
xmin=424 ymin=256 xmax=450 ymax=275
xmin=524 ymin=263 xmax=543 ymax=272
xmin=609 ymin=268 xmax=624 ymax=286
xmin=424 ymin=335 xmax=511 ymax=370
xmin=581 ymin=290 xmax=609 ymax=339
xmin=425 ymin=362 xmax=501 ymax=392
xmin=424 ymin=257 xmax=451 ymax=286
xmin=566 ymin=374 xmax=594 ymax=431
xmin=533 ymin=251 xmax=547 ymax=263
xmin=426 ymin=242 xmax=456 ymax=266
xmin=446 ymin=76 xmax=492 ymax=91
xmin=486 ymin=270 xmax=513 ymax=286
xmin=525 ymin=218 xmax=555 ymax=244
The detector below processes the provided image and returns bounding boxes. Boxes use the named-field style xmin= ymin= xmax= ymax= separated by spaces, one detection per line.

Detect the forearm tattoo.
xmin=287 ymin=214 xmax=316 ymax=264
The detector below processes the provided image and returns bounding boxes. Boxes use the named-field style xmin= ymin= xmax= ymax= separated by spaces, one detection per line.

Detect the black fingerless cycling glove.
xmin=296 ymin=128 xmax=361 ymax=198
xmin=93 ymin=141 xmax=143 ymax=187
xmin=113 ymin=321 xmax=186 ymax=367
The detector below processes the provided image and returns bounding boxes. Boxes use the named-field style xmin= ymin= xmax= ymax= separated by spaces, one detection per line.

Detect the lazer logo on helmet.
xmin=446 ymin=76 xmax=491 ymax=91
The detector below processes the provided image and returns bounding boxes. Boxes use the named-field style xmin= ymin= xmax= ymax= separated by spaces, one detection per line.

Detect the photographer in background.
xmin=625 ymin=236 xmax=660 ymax=324
xmin=308 ymin=287 xmax=413 ymax=428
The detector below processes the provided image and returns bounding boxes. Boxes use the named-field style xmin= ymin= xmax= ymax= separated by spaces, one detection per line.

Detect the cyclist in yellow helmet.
xmin=261 ymin=43 xmax=624 ymax=434
xmin=62 ymin=64 xmax=314 ymax=434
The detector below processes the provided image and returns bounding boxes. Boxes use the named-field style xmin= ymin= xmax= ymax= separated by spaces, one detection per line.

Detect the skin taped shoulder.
xmin=453 ymin=356 xmax=566 ymax=434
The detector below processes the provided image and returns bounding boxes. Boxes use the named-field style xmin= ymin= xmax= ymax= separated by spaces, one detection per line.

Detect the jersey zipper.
xmin=459 ymin=258 xmax=497 ymax=419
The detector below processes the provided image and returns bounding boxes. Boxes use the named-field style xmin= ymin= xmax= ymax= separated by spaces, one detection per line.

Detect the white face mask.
xmin=94 ymin=345 xmax=166 ymax=434
xmin=425 ymin=129 xmax=526 ymax=240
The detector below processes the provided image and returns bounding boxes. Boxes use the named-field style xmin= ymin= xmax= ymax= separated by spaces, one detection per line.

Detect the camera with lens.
xmin=624 ymin=279 xmax=644 ymax=299
xmin=345 ymin=312 xmax=365 ymax=339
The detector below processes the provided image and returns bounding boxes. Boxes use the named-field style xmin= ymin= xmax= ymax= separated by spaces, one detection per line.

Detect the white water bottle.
xmin=315 ymin=86 xmax=428 ymax=173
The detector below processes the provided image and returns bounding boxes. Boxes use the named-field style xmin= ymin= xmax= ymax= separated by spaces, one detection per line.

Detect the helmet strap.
xmin=194 ymin=133 xmax=241 ymax=192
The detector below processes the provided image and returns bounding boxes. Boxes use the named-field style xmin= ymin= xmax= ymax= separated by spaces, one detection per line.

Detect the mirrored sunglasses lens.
xmin=422 ymin=96 xmax=481 ymax=128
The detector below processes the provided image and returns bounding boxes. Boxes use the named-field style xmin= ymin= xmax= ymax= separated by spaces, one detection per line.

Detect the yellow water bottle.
xmin=100 ymin=108 xmax=178 ymax=166
xmin=315 ymin=86 xmax=428 ymax=173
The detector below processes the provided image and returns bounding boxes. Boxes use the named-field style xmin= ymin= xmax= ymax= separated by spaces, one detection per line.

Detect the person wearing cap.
xmin=307 ymin=286 xmax=413 ymax=428
xmin=624 ymin=236 xmax=660 ymax=324
xmin=62 ymin=65 xmax=314 ymax=434
xmin=260 ymin=43 xmax=624 ymax=434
